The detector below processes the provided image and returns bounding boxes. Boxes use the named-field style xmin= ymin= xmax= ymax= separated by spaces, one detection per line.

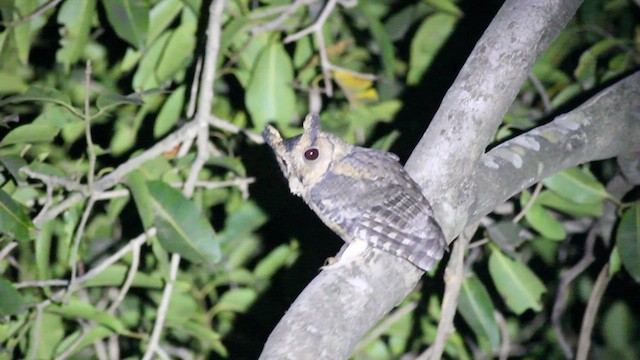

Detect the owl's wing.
xmin=353 ymin=182 xmax=447 ymax=271
xmin=309 ymin=148 xmax=447 ymax=271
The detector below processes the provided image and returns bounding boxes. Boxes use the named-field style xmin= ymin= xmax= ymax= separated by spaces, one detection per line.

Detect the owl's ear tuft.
xmin=302 ymin=112 xmax=320 ymax=143
xmin=263 ymin=124 xmax=284 ymax=148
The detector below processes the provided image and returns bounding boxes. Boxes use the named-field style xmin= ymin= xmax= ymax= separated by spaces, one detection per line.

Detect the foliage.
xmin=0 ymin=0 xmax=638 ymax=359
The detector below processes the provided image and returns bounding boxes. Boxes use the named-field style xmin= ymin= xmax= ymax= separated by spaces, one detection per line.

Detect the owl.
xmin=263 ymin=113 xmax=447 ymax=271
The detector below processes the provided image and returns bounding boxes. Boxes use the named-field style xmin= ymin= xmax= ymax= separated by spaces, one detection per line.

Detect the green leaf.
xmin=154 ymin=86 xmax=184 ymax=138
xmin=254 ymin=242 xmax=299 ymax=280
xmin=109 ymin=121 xmax=136 ymax=155
xmin=32 ymin=105 xmax=82 ymax=128
xmin=371 ymin=130 xmax=400 ymax=151
xmin=356 ymin=3 xmax=395 ymax=79
xmin=47 ymin=298 xmax=130 ymax=334
xmin=55 ymin=326 xmax=115 ymax=358
xmin=458 ymin=275 xmax=500 ymax=351
xmin=214 ymin=201 xmax=267 ymax=246
xmin=155 ymin=22 xmax=196 ymax=83
xmin=0 ymin=278 xmax=25 ymax=315
xmin=126 ymin=171 xmax=154 ymax=230
xmin=35 ymin=221 xmax=53 ymax=281
xmin=609 ymin=245 xmax=621 ymax=276
xmin=208 ymin=156 xmax=247 ymax=177
xmin=133 ymin=32 xmax=170 ymax=90
xmin=13 ymin=0 xmax=40 ymax=65
xmin=96 ymin=92 xmax=144 ymax=112
xmin=101 ymin=0 xmax=149 ymax=49
xmin=521 ymin=191 xmax=566 ymax=241
xmin=165 ymin=287 xmax=198 ymax=324
xmin=486 ymin=221 xmax=526 ymax=252
xmin=147 ymin=181 xmax=220 ymax=265
xmin=407 ymin=13 xmax=458 ymax=85
xmin=0 ymin=86 xmax=72 ymax=108
xmin=23 ymin=162 xmax=67 ymax=178
xmin=0 ymin=155 xmax=27 ymax=182
xmin=617 ymin=204 xmax=640 ymax=283
xmin=0 ymin=71 xmax=28 ymax=93
xmin=0 ymin=188 xmax=35 ymax=242
xmin=56 ymin=0 xmax=96 ymax=70
xmin=181 ymin=321 xmax=228 ymax=357
xmin=542 ymin=167 xmax=610 ymax=204
xmin=489 ymin=247 xmax=546 ymax=314
xmin=82 ymin=264 xmax=163 ymax=289
xmin=0 ymin=124 xmax=60 ymax=147
xmin=148 ymin=0 xmax=183 ymax=44
xmin=213 ymin=288 xmax=257 ymax=314
xmin=602 ymin=302 xmax=633 ymax=352
xmin=384 ymin=4 xmax=428 ymax=41
xmin=27 ymin=313 xmax=64 ymax=360
xmin=426 ymin=0 xmax=463 ymax=16
xmin=536 ymin=190 xmax=603 ymax=218
xmin=245 ymin=40 xmax=296 ymax=129
xmin=574 ymin=38 xmax=620 ymax=85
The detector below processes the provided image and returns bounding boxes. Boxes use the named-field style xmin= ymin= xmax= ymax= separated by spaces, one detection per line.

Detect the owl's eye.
xmin=304 ymin=148 xmax=319 ymax=160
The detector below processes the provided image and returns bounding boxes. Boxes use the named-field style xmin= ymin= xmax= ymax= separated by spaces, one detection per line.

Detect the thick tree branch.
xmin=260 ymin=1 xmax=583 ymax=359
xmin=471 ymin=71 xmax=640 ymax=225
xmin=405 ymin=0 xmax=583 ymax=239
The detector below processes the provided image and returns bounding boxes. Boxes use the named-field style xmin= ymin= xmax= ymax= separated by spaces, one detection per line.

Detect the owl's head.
xmin=263 ymin=113 xmax=348 ymax=196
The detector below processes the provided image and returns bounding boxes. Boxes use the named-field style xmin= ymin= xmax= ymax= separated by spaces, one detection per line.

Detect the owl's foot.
xmin=320 ymin=241 xmax=368 ymax=270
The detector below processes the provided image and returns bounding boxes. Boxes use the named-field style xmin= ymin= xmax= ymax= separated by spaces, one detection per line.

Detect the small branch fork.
xmin=253 ymin=0 xmax=374 ymax=96
xmin=416 ymin=225 xmax=476 ymax=360
xmin=143 ymin=1 xmax=227 ymax=359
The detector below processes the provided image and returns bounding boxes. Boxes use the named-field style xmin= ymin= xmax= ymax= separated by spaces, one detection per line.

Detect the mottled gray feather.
xmin=308 ymin=147 xmax=446 ymax=270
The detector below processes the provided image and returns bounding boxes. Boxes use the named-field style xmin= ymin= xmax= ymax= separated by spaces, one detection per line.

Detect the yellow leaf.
xmin=332 ymin=69 xmax=378 ymax=107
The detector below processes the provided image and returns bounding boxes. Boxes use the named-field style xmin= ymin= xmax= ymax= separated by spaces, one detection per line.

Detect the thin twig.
xmin=33 ymin=183 xmax=55 ymax=224
xmin=107 ymin=240 xmax=141 ymax=314
xmin=0 ymin=242 xmax=18 ymax=261
xmin=34 ymin=192 xmax=83 ymax=227
xmin=108 ymin=334 xmax=120 ymax=360
xmin=20 ymin=168 xmax=86 ymax=193
xmin=16 ymin=279 xmax=69 ymax=288
xmin=184 ymin=0 xmax=226 ymax=197
xmin=284 ymin=0 xmax=339 ymax=96
xmin=93 ymin=189 xmax=130 ymax=201
xmin=251 ymin=0 xmax=317 ymax=33
xmin=208 ymin=116 xmax=264 ymax=144
xmin=33 ymin=119 xmax=203 ymax=226
xmin=94 ymin=337 xmax=108 ymax=360
xmin=142 ymin=253 xmax=181 ymax=360
xmin=352 ymin=302 xmax=418 ymax=354
xmin=284 ymin=0 xmax=337 ymax=43
xmin=65 ymin=196 xmax=97 ymax=303
xmin=513 ymin=181 xmax=543 ymax=223
xmin=84 ymin=60 xmax=97 ymax=191
xmin=54 ymin=322 xmax=90 ymax=360
xmin=528 ymin=73 xmax=552 ymax=114
xmin=551 ymin=226 xmax=598 ymax=358
xmin=575 ymin=263 xmax=611 ymax=360
xmin=27 ymin=303 xmax=46 ymax=360
xmin=494 ymin=310 xmax=510 ymax=360
xmin=186 ymin=57 xmax=202 ymax=119
xmin=78 ymin=228 xmax=155 ymax=286
xmin=417 ymin=228 xmax=473 ymax=360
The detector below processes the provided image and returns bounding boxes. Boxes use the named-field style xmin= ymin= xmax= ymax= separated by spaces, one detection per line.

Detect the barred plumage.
xmin=263 ymin=113 xmax=447 ymax=271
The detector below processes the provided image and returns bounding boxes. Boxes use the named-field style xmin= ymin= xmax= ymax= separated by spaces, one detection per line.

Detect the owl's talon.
xmin=320 ymin=241 xmax=368 ymax=271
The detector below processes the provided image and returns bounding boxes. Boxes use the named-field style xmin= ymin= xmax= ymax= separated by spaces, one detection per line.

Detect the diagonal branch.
xmin=406 ymin=0 xmax=583 ymax=240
